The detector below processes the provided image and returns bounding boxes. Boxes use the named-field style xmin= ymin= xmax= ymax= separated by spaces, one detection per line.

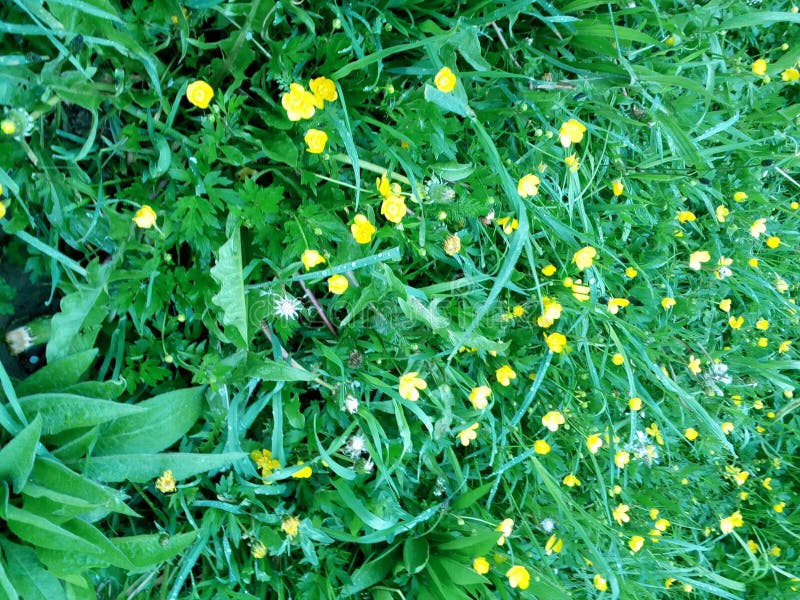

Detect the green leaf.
xmin=1 ymin=541 xmax=65 ymax=600
xmin=423 ymin=84 xmax=469 ymax=117
xmin=16 ymin=350 xmax=98 ymax=396
xmin=340 ymin=549 xmax=397 ymax=596
xmin=17 ymin=394 xmax=144 ymax=435
xmin=210 ymin=227 xmax=249 ymax=348
xmin=403 ymin=536 xmax=429 ymax=574
xmin=92 ymin=387 xmax=204 ymax=456
xmin=243 ymin=355 xmax=317 ymax=382
xmin=82 ymin=452 xmax=246 ymax=483
xmin=0 ymin=552 xmax=18 ymax=600
xmin=6 ymin=505 xmax=104 ymax=555
xmin=112 ymin=532 xmax=197 ymax=570
xmin=0 ymin=414 xmax=41 ymax=493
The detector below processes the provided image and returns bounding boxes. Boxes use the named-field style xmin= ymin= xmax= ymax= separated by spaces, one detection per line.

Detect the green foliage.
xmin=1 ymin=0 xmax=799 ymax=598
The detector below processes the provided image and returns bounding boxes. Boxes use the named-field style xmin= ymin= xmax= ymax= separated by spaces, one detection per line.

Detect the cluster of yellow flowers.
xmin=281 ymin=76 xmax=337 ymax=121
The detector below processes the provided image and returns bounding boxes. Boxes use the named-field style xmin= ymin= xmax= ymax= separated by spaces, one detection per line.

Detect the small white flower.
xmin=539 ymin=518 xmax=556 ymax=534
xmin=343 ymin=394 xmax=359 ymax=414
xmin=717 ymin=266 xmax=733 ymax=280
xmin=273 ymin=294 xmax=302 ymax=320
xmin=343 ymin=433 xmax=367 ymax=459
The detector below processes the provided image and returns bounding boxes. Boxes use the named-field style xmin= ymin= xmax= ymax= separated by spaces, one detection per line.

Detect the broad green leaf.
xmin=0 ymin=414 xmax=41 ymax=493
xmin=403 ymin=536 xmax=429 ymax=574
xmin=112 ymin=532 xmax=197 ymax=570
xmin=1 ymin=541 xmax=64 ymax=600
xmin=82 ymin=452 xmax=246 ymax=483
xmin=210 ymin=227 xmax=248 ymax=348
xmin=17 ymin=394 xmax=144 ymax=435
xmin=243 ymin=355 xmax=316 ymax=382
xmin=92 ymin=387 xmax=204 ymax=456
xmin=16 ymin=349 xmax=98 ymax=396
xmin=423 ymin=84 xmax=469 ymax=117
xmin=340 ymin=549 xmax=397 ymax=596
xmin=0 ymin=553 xmax=17 ymax=600
xmin=6 ymin=505 xmax=104 ymax=555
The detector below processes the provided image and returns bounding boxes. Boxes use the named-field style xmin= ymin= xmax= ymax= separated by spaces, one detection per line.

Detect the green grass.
xmin=0 ymin=0 xmax=799 ymax=598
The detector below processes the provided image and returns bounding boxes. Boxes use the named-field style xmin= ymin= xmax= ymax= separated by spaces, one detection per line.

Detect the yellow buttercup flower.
xmin=381 ymin=195 xmax=407 ymax=223
xmin=613 ymin=504 xmax=630 ymax=525
xmin=654 ymin=518 xmax=670 ymax=532
xmin=625 ymin=266 xmax=638 ymax=278
xmin=469 ymin=386 xmax=492 ymax=410
xmin=155 ymin=470 xmax=177 ymax=493
xmin=506 ymin=565 xmax=530 ymax=589
xmin=721 ymin=421 xmax=735 ymax=435
xmin=496 ymin=216 xmax=519 ymax=234
xmin=719 ymin=298 xmax=731 ymax=312
xmin=251 ymin=540 xmax=267 ymax=558
xmin=0 ymin=201 xmax=5 ymax=220
xmin=728 ymin=315 xmax=744 ymax=329
xmin=291 ymin=461 xmax=312 ymax=478
xmin=0 ymin=119 xmax=16 ymax=136
xmin=755 ymin=318 xmax=769 ymax=330
xmin=472 ymin=556 xmax=490 ymax=574
xmin=495 ymin=364 xmax=517 ymax=386
xmin=542 ymin=410 xmax=565 ymax=432
xmin=186 ymin=80 xmax=214 ymax=109
xmin=564 ymin=153 xmax=580 ymax=172
xmin=304 ymin=129 xmax=328 ymax=154
xmin=251 ymin=449 xmax=282 ymax=480
xmin=533 ymin=439 xmax=551 ymax=455
xmin=614 ymin=451 xmax=630 ymax=469
xmin=496 ymin=518 xmax=514 ymax=545
xmin=612 ymin=353 xmax=625 ymax=366
xmin=456 ymin=423 xmax=479 ymax=447
xmin=309 ymin=76 xmax=337 ymax=107
xmin=607 ymin=298 xmax=630 ymax=315
xmin=688 ymin=250 xmax=710 ymax=270
xmin=281 ymin=515 xmax=301 ymax=537
xmin=774 ymin=501 xmax=786 ymax=513
xmin=537 ymin=297 xmax=562 ymax=328
xmin=749 ymin=218 xmax=767 ymax=238
xmin=766 ymin=236 xmax=780 ymax=249
xmin=676 ymin=210 xmax=696 ymax=223
xmin=612 ymin=180 xmax=624 ymax=196
xmin=434 ymin=67 xmax=457 ymax=93
xmin=716 ymin=205 xmax=729 ymax=222
xmin=752 ymin=58 xmax=768 ymax=76
xmin=687 ymin=355 xmax=701 ymax=375
xmin=281 ymin=83 xmax=316 ymax=121
xmin=399 ymin=372 xmax=427 ymax=401
xmin=544 ymin=332 xmax=567 ymax=353
xmin=733 ymin=191 xmax=748 ymax=202
xmin=684 ymin=428 xmax=699 ymax=441
xmin=572 ymin=246 xmax=597 ymax=270
xmin=587 ymin=433 xmax=603 ymax=454
xmin=661 ymin=297 xmax=676 ymax=310
xmin=563 ymin=474 xmax=581 ymax=487
xmin=350 ymin=214 xmax=376 ymax=244
xmin=301 ymin=249 xmax=326 ymax=270
xmin=720 ymin=510 xmax=743 ymax=534
xmin=517 ymin=173 xmax=540 ymax=197
xmin=327 ymin=274 xmax=349 ymax=295
xmin=544 ymin=535 xmax=563 ymax=555
xmin=629 ymin=397 xmax=642 ymax=411
xmin=594 ymin=574 xmax=609 ymax=591
xmin=542 ymin=264 xmax=557 ymax=276
xmin=559 ymin=118 xmax=587 ymax=147
xmin=782 ymin=67 xmax=800 ymax=81
xmin=778 ymin=340 xmax=791 ymax=353
xmin=133 ymin=205 xmax=157 ymax=229
xmin=628 ymin=535 xmax=645 ymax=553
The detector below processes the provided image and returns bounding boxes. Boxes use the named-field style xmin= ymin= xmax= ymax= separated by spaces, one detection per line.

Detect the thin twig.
xmin=491 ymin=21 xmax=521 ymax=68
xmin=297 ymin=278 xmax=338 ymax=337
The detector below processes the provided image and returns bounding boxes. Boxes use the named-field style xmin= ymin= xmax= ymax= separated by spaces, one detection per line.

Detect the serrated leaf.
xmin=92 ymin=387 xmax=204 ymax=456
xmin=17 ymin=394 xmax=144 ymax=435
xmin=82 ymin=452 xmax=246 ymax=483
xmin=210 ymin=227 xmax=248 ymax=348
xmin=0 ymin=414 xmax=41 ymax=493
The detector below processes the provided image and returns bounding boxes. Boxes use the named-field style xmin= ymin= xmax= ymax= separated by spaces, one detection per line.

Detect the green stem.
xmin=330 ymin=153 xmax=410 ymax=185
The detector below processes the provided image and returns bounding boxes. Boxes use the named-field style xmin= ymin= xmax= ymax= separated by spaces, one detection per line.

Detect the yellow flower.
xmin=545 ymin=535 xmax=563 ymax=555
xmin=783 ymin=67 xmax=800 ymax=81
xmin=571 ymin=280 xmax=590 ymax=302
xmin=747 ymin=539 xmax=759 ymax=553
xmin=688 ymin=250 xmax=711 ymax=270
xmin=376 ymin=173 xmax=402 ymax=198
xmin=380 ymin=195 xmax=407 ymax=223
xmin=684 ymin=428 xmax=699 ymax=441
xmin=734 ymin=191 xmax=748 ymax=202
xmin=309 ymin=76 xmax=338 ymax=106
xmin=155 ymin=470 xmax=177 ymax=493
xmin=351 ymin=214 xmax=376 ymax=244
xmin=614 ymin=451 xmax=630 ymax=469
xmin=186 ymin=80 xmax=214 ymax=109
xmin=719 ymin=298 xmax=732 ymax=312
xmin=752 ymin=58 xmax=768 ymax=76
xmin=506 ymin=565 xmax=530 ymax=589
xmin=281 ymin=83 xmax=316 ymax=121
xmin=716 ymin=205 xmax=729 ymax=222
xmin=720 ymin=510 xmax=743 ymax=534
xmin=654 ymin=518 xmax=670 ymax=531
xmin=443 ymin=234 xmax=461 ymax=256
xmin=572 ymin=246 xmax=597 ymax=270
xmin=559 ymin=118 xmax=587 ymax=147
xmin=434 ymin=67 xmax=457 ymax=93
xmin=533 ymin=439 xmax=551 ymax=455
xmin=628 ymin=535 xmax=645 ymax=553
xmin=613 ymin=504 xmax=630 ymax=525
xmin=750 ymin=258 xmax=760 ymax=268
xmin=399 ymin=372 xmax=428 ymax=401
xmin=728 ymin=315 xmax=744 ymax=329
xmin=629 ymin=397 xmax=642 ymax=411
xmin=537 ymin=297 xmax=562 ymax=328
xmin=301 ymin=249 xmax=326 ymax=271
xmin=133 ymin=205 xmax=157 ymax=229
xmin=495 ymin=364 xmax=517 ymax=386
xmin=612 ymin=353 xmax=624 ymax=366
xmin=594 ymin=574 xmax=609 ymax=591
xmin=496 ymin=216 xmax=519 ymax=234
xmin=676 ymin=210 xmax=696 ymax=223
xmin=612 ymin=180 xmax=624 ymax=196
xmin=472 ymin=556 xmax=490 ymax=574
xmin=544 ymin=332 xmax=567 ymax=353
xmin=587 ymin=433 xmax=603 ymax=454
xmin=778 ymin=340 xmax=791 ymax=353
xmin=469 ymin=386 xmax=492 ymax=410
xmin=687 ymin=355 xmax=701 ymax=375
xmin=517 ymin=173 xmax=540 ymax=197
xmin=0 ymin=119 xmax=16 ymax=136
xmin=304 ymin=129 xmax=328 ymax=154
xmin=721 ymin=421 xmax=734 ymax=435
xmin=542 ymin=264 xmax=557 ymax=276
xmin=496 ymin=518 xmax=514 ymax=545
xmin=749 ymin=218 xmax=767 ymax=238
xmin=327 ymin=274 xmax=349 ymax=295
xmin=774 ymin=501 xmax=786 ymax=513
xmin=755 ymin=318 xmax=769 ymax=330
xmin=281 ymin=515 xmax=301 ymax=538
xmin=0 ymin=201 xmax=4 ymax=219
xmin=542 ymin=410 xmax=565 ymax=432
xmin=775 ymin=277 xmax=789 ymax=293
xmin=563 ymin=474 xmax=581 ymax=487
xmin=665 ymin=578 xmax=676 ymax=589
xmin=511 ymin=305 xmax=525 ymax=318
xmin=607 ymin=297 xmax=630 ymax=315
xmin=291 ymin=461 xmax=312 ymax=478
xmin=769 ymin=546 xmax=781 ymax=557
xmin=734 ymin=470 xmax=749 ymax=485
xmin=564 ymin=153 xmax=580 ymax=172
xmin=251 ymin=540 xmax=267 ymax=558
xmin=766 ymin=236 xmax=780 ymax=249
xmin=661 ymin=297 xmax=676 ymax=310
xmin=251 ymin=449 xmax=282 ymax=480
xmin=457 ymin=423 xmax=479 ymax=447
